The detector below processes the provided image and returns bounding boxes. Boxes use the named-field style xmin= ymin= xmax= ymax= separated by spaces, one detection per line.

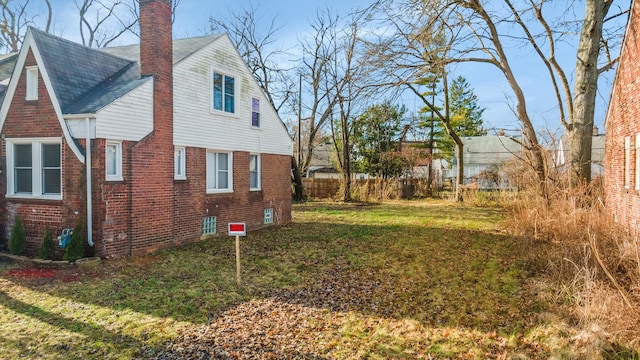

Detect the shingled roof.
xmin=2 ymin=28 xmax=222 ymax=114
xmin=99 ymin=34 xmax=222 ymax=64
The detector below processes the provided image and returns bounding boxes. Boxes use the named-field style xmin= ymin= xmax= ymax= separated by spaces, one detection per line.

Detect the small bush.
xmin=63 ymin=220 xmax=84 ymax=262
xmin=38 ymin=227 xmax=56 ymax=260
xmin=8 ymin=217 xmax=26 ymax=256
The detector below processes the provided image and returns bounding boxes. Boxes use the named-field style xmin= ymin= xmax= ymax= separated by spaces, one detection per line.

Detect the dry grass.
xmin=494 ymin=173 xmax=640 ymax=355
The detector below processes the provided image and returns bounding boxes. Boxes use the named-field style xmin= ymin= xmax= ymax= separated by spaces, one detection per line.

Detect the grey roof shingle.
xmin=25 ymin=28 xmax=222 ymax=114
xmin=99 ymin=34 xmax=222 ymax=64
xmin=30 ymin=28 xmax=137 ymax=114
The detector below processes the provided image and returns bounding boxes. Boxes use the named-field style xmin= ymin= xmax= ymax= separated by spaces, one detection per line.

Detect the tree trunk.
xmin=455 ymin=140 xmax=464 ymax=202
xmin=291 ymin=157 xmax=304 ymax=201
xmin=569 ymin=0 xmax=607 ymax=186
xmin=341 ymin=121 xmax=352 ymax=202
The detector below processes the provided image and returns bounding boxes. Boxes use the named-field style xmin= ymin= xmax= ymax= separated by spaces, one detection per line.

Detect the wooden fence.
xmin=301 ymin=178 xmax=430 ymax=200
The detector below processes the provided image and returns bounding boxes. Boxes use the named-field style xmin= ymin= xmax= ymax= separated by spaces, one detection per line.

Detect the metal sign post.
xmin=228 ymin=223 xmax=246 ymax=285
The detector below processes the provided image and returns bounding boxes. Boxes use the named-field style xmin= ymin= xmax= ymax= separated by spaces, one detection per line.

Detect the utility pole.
xmin=297 ymin=73 xmax=302 ymax=167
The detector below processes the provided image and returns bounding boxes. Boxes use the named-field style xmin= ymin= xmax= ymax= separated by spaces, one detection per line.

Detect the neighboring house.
xmin=556 ymin=128 xmax=606 ymax=178
xmin=605 ymin=0 xmax=640 ymax=228
xmin=306 ymin=141 xmax=340 ymax=179
xmin=450 ymin=135 xmax=522 ymax=189
xmin=0 ymin=0 xmax=293 ymax=258
xmin=401 ymin=141 xmax=447 ymax=187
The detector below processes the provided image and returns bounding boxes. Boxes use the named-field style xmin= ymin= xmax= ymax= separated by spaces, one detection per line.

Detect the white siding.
xmin=95 ymin=79 xmax=154 ymax=141
xmin=173 ymin=35 xmax=293 ymax=156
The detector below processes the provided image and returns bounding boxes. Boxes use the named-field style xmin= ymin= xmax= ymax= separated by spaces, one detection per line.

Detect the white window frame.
xmin=105 ymin=140 xmax=123 ymax=181
xmin=25 ymin=66 xmax=38 ymax=101
xmin=206 ymin=150 xmax=233 ymax=194
xmin=625 ymin=136 xmax=631 ymax=189
xmin=6 ymin=137 xmax=62 ymax=200
xmin=174 ymin=146 xmax=186 ymax=180
xmin=251 ymin=97 xmax=260 ymax=128
xmin=636 ymin=134 xmax=640 ymax=191
xmin=210 ymin=68 xmax=236 ymax=114
xmin=249 ymin=154 xmax=261 ymax=190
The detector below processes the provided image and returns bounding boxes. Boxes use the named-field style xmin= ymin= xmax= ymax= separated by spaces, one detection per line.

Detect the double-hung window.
xmin=174 ymin=146 xmax=186 ymax=180
xmin=212 ymin=71 xmax=235 ymax=113
xmin=7 ymin=138 xmax=61 ymax=199
xmin=636 ymin=134 xmax=640 ymax=191
xmin=106 ymin=141 xmax=123 ymax=181
xmin=251 ymin=98 xmax=260 ymax=127
xmin=206 ymin=151 xmax=232 ymax=193
xmin=625 ymin=136 xmax=631 ymax=188
xmin=249 ymin=154 xmax=260 ymax=190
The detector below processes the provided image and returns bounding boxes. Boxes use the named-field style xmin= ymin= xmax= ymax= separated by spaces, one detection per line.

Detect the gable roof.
xmin=99 ymin=34 xmax=222 ymax=65
xmin=461 ymin=136 xmax=523 ymax=165
xmin=0 ymin=29 xmax=223 ymax=115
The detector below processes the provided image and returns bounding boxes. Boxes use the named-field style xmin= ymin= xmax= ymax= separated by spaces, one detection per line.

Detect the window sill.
xmin=174 ymin=176 xmax=187 ymax=181
xmin=106 ymin=176 xmax=124 ymax=182
xmin=206 ymin=189 xmax=233 ymax=195
xmin=209 ymin=108 xmax=239 ymax=119
xmin=250 ymin=188 xmax=261 ymax=192
xmin=6 ymin=194 xmax=62 ymax=201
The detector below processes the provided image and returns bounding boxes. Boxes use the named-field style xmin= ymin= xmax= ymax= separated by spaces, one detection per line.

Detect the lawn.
xmin=0 ymin=200 xmax=581 ymax=359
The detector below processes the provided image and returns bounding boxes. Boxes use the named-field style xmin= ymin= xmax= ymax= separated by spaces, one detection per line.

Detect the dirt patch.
xmin=6 ymin=267 xmax=81 ymax=283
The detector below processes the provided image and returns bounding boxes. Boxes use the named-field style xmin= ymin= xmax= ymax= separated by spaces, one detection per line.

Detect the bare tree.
xmin=0 ymin=0 xmax=52 ymax=52
xmin=328 ymin=17 xmax=364 ymax=202
xmin=502 ymin=0 xmax=622 ymax=186
xmin=363 ymin=2 xmax=467 ymax=199
xmin=209 ymin=4 xmax=293 ymax=112
xmin=77 ymin=0 xmax=138 ymax=48
xmin=297 ymin=9 xmax=345 ymax=181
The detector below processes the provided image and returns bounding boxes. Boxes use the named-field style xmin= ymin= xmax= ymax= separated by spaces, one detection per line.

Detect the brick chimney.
xmin=127 ymin=0 xmax=175 ymax=256
xmin=139 ymin=0 xmax=173 ymax=139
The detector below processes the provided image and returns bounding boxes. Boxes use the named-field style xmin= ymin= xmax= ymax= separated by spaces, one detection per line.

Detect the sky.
xmin=42 ymin=0 xmax=630 ymax=138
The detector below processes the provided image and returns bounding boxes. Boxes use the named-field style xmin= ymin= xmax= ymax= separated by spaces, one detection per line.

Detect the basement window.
xmin=202 ymin=216 xmax=217 ymax=235
xmin=264 ymin=208 xmax=273 ymax=224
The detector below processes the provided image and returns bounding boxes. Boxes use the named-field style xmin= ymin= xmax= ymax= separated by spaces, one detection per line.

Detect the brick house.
xmin=0 ymin=0 xmax=293 ymax=258
xmin=605 ymin=0 xmax=640 ymax=229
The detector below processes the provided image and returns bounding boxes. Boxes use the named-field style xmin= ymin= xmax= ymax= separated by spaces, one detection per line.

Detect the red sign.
xmin=228 ymin=223 xmax=246 ymax=236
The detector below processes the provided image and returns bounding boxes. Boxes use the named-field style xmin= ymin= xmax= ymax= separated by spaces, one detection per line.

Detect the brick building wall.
xmin=173 ymin=150 xmax=292 ymax=247
xmin=0 ymin=0 xmax=293 ymax=259
xmin=0 ymin=50 xmax=86 ymax=256
xmin=605 ymin=0 xmax=640 ymax=229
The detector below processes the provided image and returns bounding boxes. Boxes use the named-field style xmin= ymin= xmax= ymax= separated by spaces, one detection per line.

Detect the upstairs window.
xmin=25 ymin=66 xmax=38 ymax=100
xmin=7 ymin=139 xmax=61 ymax=199
xmin=106 ymin=141 xmax=123 ymax=181
xmin=212 ymin=71 xmax=235 ymax=113
xmin=251 ymin=98 xmax=260 ymax=127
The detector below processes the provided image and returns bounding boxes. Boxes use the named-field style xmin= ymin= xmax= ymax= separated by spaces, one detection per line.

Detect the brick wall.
xmin=0 ymin=50 xmax=86 ymax=256
xmin=173 ymin=149 xmax=292 ymax=246
xmin=605 ymin=0 xmax=640 ymax=229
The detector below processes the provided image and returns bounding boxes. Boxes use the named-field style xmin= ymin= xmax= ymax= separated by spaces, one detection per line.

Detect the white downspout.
xmin=85 ymin=117 xmax=94 ymax=247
